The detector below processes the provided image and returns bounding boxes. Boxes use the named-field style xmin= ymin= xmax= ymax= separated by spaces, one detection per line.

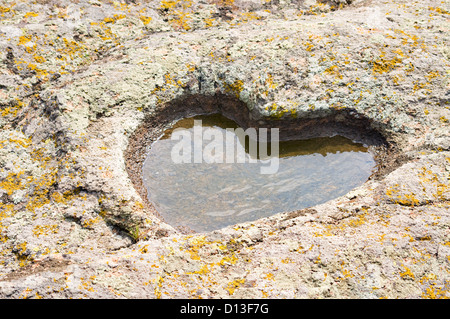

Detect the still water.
xmin=142 ymin=114 xmax=376 ymax=232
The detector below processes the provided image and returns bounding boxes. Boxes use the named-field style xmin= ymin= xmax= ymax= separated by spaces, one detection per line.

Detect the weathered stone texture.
xmin=0 ymin=0 xmax=449 ymax=298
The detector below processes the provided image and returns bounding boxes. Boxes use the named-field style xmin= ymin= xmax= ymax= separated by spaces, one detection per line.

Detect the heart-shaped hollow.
xmin=125 ymin=94 xmax=389 ymax=234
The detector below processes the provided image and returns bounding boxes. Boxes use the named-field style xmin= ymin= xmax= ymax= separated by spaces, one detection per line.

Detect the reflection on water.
xmin=142 ymin=114 xmax=376 ymax=232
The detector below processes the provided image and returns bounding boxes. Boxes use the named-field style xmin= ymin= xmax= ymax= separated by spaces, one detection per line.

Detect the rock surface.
xmin=0 ymin=0 xmax=449 ymax=298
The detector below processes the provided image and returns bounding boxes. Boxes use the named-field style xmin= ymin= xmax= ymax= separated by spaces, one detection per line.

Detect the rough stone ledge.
xmin=0 ymin=0 xmax=449 ymax=299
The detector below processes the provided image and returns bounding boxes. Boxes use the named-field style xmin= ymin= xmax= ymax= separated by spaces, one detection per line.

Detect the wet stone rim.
xmin=125 ymin=93 xmax=398 ymax=234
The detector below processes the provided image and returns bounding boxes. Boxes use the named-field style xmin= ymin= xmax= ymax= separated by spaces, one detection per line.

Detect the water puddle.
xmin=142 ymin=114 xmax=376 ymax=232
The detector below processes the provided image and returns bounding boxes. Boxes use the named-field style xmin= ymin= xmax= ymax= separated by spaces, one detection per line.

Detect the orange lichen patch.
xmin=386 ymin=184 xmax=421 ymax=206
xmin=133 ymin=201 xmax=144 ymax=210
xmin=298 ymin=0 xmax=333 ymax=16
xmin=1 ymin=133 xmax=31 ymax=148
xmin=417 ymin=167 xmax=448 ymax=201
xmin=323 ymin=65 xmax=343 ymax=79
xmin=78 ymin=276 xmax=97 ymax=293
xmin=386 ymin=188 xmax=420 ymax=206
xmin=265 ymin=73 xmax=277 ymax=90
xmin=103 ymin=14 xmax=126 ymax=24
xmin=195 ymin=263 xmax=214 ymax=276
xmin=24 ymin=12 xmax=39 ymax=19
xmin=185 ymin=63 xmax=196 ymax=72
xmin=159 ymin=0 xmax=180 ymax=10
xmin=412 ymin=80 xmax=432 ymax=94
xmin=112 ymin=1 xmax=131 ymax=11
xmin=214 ymin=0 xmax=235 ymax=6
xmin=391 ymin=74 xmax=404 ymax=85
xmin=422 ymin=285 xmax=450 ymax=299
xmin=371 ymin=51 xmax=402 ymax=75
xmin=164 ymin=72 xmax=179 ymax=87
xmin=428 ymin=6 xmax=450 ymax=16
xmin=398 ymin=193 xmax=420 ymax=206
xmin=316 ymin=208 xmax=369 ymax=236
xmin=140 ymin=15 xmax=153 ymax=25
xmin=0 ymin=171 xmax=25 ymax=196
xmin=10 ymin=241 xmax=33 ymax=267
xmin=33 ymin=55 xmax=46 ymax=63
xmin=89 ymin=21 xmax=119 ymax=43
xmin=57 ymin=37 xmax=88 ymax=61
xmin=28 ymin=63 xmax=49 ymax=78
xmin=265 ymin=101 xmax=298 ymax=119
xmin=344 ymin=211 xmax=369 ymax=228
xmin=237 ymin=12 xmax=261 ymax=23
xmin=14 ymin=58 xmax=50 ymax=78
xmin=154 ymin=275 xmax=164 ymax=298
xmin=1 ymin=99 xmax=25 ymax=117
xmin=82 ymin=217 xmax=101 ymax=228
xmin=225 ymin=278 xmax=245 ymax=295
xmin=217 ymin=253 xmax=238 ymax=266
xmin=425 ymin=70 xmax=441 ymax=82
xmin=264 ymin=273 xmax=275 ymax=281
xmin=223 ymin=79 xmax=244 ymax=98
xmin=204 ymin=17 xmax=215 ymax=28
xmin=158 ymin=0 xmax=193 ymax=31
xmin=0 ymin=5 xmax=12 ymax=17
xmin=51 ymin=190 xmax=77 ymax=205
xmin=25 ymin=44 xmax=37 ymax=53
xmin=339 ymin=268 xmax=355 ymax=280
xmin=18 ymin=35 xmax=32 ymax=46
xmin=25 ymin=173 xmax=58 ymax=213
xmin=2 ymin=141 xmax=66 ymax=215
xmin=302 ymin=33 xmax=324 ymax=53
xmin=169 ymin=11 xmax=192 ymax=31
xmin=32 ymin=224 xmax=59 ymax=238
xmin=399 ymin=264 xmax=415 ymax=280
xmin=312 ymin=224 xmax=334 ymax=237
xmin=184 ymin=235 xmax=207 ymax=261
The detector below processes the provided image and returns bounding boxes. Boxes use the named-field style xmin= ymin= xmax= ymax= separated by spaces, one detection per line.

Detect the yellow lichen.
xmin=225 ymin=278 xmax=245 ymax=295
xmin=323 ymin=65 xmax=343 ymax=79
xmin=223 ymin=79 xmax=244 ymax=98
xmin=140 ymin=15 xmax=152 ymax=25
xmin=33 ymin=55 xmax=46 ymax=63
xmin=399 ymin=264 xmax=415 ymax=280
xmin=32 ymin=225 xmax=59 ymax=238
xmin=0 ymin=171 xmax=25 ymax=196
xmin=24 ymin=12 xmax=39 ymax=19
xmin=371 ymin=51 xmax=402 ymax=75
